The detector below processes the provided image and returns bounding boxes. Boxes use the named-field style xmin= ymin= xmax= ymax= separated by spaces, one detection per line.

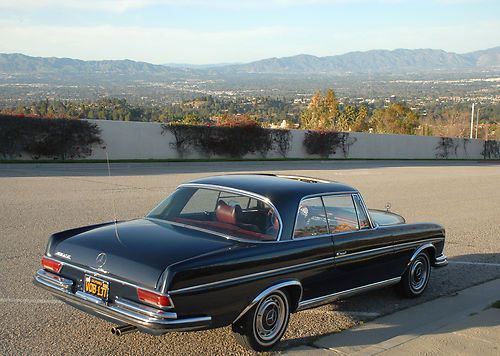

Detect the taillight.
xmin=41 ymin=257 xmax=62 ymax=273
xmin=137 ymin=288 xmax=172 ymax=308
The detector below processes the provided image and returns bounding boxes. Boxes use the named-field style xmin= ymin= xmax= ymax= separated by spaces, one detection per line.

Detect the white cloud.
xmin=0 ymin=24 xmax=294 ymax=63
xmin=1 ymin=20 xmax=498 ymax=64
xmin=1 ymin=0 xmax=478 ymax=12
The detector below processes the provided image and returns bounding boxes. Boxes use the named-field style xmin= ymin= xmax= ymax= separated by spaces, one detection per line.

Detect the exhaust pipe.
xmin=111 ymin=324 xmax=137 ymax=336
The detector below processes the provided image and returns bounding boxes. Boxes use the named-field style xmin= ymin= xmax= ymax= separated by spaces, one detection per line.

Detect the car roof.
xmin=185 ymin=174 xmax=358 ymax=202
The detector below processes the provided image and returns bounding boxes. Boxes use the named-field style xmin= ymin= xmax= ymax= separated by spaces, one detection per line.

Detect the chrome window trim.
xmin=292 ymin=191 xmax=358 ymax=240
xmin=355 ymin=192 xmax=375 ymax=229
xmin=161 ymin=183 xmax=284 ymax=242
xmin=274 ymin=174 xmax=333 ymax=184
xmin=168 ymin=238 xmax=444 ymax=295
xmin=148 ymin=218 xmax=273 ymax=245
xmin=352 ymin=193 xmax=372 ymax=230
xmin=293 ymin=196 xmax=330 ymax=239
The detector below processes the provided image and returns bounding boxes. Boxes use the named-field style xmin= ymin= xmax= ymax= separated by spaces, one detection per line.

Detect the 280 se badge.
xmin=34 ymin=174 xmax=447 ymax=351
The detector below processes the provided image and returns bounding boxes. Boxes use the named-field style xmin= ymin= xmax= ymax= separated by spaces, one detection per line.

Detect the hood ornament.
xmin=95 ymin=253 xmax=107 ymax=268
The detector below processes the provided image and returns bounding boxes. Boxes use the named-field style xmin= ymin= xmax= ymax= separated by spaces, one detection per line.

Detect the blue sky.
xmin=0 ymin=0 xmax=498 ymax=64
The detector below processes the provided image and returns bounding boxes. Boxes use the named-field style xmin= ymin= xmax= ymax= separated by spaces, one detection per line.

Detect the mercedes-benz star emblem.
xmin=95 ymin=252 xmax=107 ymax=268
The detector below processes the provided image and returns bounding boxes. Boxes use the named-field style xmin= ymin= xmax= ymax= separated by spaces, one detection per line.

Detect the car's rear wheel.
xmin=399 ymin=251 xmax=431 ymax=298
xmin=232 ymin=289 xmax=290 ymax=351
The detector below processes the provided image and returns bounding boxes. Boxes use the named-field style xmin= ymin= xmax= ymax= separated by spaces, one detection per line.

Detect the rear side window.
xmin=322 ymin=195 xmax=359 ymax=233
xmin=293 ymin=197 xmax=328 ymax=238
xmin=147 ymin=187 xmax=279 ymax=241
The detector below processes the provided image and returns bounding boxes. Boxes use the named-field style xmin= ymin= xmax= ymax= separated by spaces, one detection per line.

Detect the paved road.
xmin=1 ymin=160 xmax=499 ymax=355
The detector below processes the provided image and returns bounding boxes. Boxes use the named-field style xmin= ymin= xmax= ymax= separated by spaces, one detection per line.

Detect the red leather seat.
xmin=215 ymin=200 xmax=239 ymax=225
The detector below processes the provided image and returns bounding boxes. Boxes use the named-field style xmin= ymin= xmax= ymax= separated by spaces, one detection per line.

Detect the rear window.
xmin=147 ymin=187 xmax=280 ymax=241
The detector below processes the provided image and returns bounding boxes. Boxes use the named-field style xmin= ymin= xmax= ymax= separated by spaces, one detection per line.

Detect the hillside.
xmin=0 ymin=47 xmax=499 ymax=76
xmin=219 ymin=47 xmax=500 ymax=74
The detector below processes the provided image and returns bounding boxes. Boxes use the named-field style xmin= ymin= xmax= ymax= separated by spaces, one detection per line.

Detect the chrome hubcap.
xmin=410 ymin=256 xmax=428 ymax=291
xmin=254 ymin=294 xmax=286 ymax=344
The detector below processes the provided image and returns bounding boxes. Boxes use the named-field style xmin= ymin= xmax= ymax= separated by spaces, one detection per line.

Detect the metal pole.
xmin=469 ymin=103 xmax=475 ymax=139
xmin=475 ymin=108 xmax=480 ymax=139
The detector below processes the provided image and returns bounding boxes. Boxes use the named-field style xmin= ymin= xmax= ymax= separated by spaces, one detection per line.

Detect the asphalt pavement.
xmin=286 ymin=278 xmax=500 ymax=355
xmin=0 ymin=160 xmax=499 ymax=355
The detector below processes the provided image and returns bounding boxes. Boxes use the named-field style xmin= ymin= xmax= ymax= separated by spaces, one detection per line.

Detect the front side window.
xmin=293 ymin=197 xmax=328 ymax=238
xmin=147 ymin=187 xmax=279 ymax=241
xmin=322 ymin=195 xmax=359 ymax=233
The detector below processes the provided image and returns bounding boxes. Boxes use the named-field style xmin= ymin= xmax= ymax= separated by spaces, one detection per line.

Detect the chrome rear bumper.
xmin=34 ymin=269 xmax=211 ymax=334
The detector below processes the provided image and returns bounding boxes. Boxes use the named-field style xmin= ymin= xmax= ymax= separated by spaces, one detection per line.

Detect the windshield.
xmin=147 ymin=187 xmax=280 ymax=241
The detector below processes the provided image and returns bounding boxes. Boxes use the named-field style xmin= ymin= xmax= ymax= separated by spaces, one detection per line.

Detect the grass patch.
xmin=492 ymin=300 xmax=500 ymax=309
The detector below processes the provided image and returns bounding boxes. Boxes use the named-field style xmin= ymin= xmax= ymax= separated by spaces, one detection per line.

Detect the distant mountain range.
xmin=0 ymin=53 xmax=185 ymax=75
xmin=218 ymin=47 xmax=500 ymax=74
xmin=1 ymin=47 xmax=499 ymax=76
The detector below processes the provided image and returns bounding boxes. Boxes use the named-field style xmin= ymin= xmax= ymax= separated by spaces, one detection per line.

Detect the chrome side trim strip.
xmin=169 ymin=237 xmax=445 ymax=295
xmin=297 ymin=277 xmax=401 ymax=311
xmin=232 ymin=280 xmax=302 ymax=324
xmin=169 ymin=257 xmax=334 ymax=295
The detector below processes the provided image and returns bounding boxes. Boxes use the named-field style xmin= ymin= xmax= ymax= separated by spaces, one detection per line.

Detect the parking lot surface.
xmin=1 ymin=160 xmax=499 ymax=355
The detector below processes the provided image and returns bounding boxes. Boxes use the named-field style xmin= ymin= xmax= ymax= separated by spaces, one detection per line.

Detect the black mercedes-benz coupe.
xmin=35 ymin=174 xmax=447 ymax=351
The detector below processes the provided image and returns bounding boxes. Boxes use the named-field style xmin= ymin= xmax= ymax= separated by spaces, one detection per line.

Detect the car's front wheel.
xmin=400 ymin=251 xmax=431 ymax=298
xmin=232 ymin=289 xmax=290 ymax=351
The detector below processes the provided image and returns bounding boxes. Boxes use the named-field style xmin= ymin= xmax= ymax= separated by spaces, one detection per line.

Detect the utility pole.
xmin=475 ymin=108 xmax=480 ymax=139
xmin=469 ymin=103 xmax=475 ymax=139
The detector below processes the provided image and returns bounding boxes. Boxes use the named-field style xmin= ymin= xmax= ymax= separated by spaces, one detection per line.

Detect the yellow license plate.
xmin=84 ymin=275 xmax=109 ymax=301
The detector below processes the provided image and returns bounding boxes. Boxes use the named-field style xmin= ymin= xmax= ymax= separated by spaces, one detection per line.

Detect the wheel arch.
xmin=232 ymin=279 xmax=302 ymax=325
xmin=407 ymin=243 xmax=436 ymax=269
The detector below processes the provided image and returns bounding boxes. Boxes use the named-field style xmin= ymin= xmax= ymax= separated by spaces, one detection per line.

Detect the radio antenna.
xmin=105 ymin=149 xmax=120 ymax=240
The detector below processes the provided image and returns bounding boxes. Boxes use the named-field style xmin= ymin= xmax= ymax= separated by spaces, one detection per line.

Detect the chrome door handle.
xmin=336 ymin=251 xmax=347 ymax=256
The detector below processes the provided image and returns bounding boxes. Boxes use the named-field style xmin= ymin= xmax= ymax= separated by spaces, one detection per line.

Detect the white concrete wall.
xmin=85 ymin=120 xmax=491 ymax=161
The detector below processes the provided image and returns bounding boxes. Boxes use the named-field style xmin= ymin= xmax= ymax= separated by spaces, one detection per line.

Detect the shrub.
xmin=0 ymin=115 xmax=102 ymax=160
xmin=303 ymin=130 xmax=356 ymax=158
xmin=162 ymin=118 xmax=291 ymax=158
xmin=481 ymin=140 xmax=500 ymax=159
xmin=271 ymin=129 xmax=292 ymax=158
xmin=435 ymin=137 xmax=456 ymax=159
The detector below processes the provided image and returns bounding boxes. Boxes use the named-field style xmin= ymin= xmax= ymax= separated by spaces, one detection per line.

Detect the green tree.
xmin=370 ymin=103 xmax=420 ymax=135
xmin=181 ymin=113 xmax=202 ymax=125
xmin=300 ymin=89 xmax=339 ymax=130
xmin=352 ymin=105 xmax=369 ymax=132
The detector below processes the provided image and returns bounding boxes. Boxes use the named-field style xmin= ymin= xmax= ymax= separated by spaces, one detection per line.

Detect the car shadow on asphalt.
xmin=276 ymin=253 xmax=500 ymax=351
